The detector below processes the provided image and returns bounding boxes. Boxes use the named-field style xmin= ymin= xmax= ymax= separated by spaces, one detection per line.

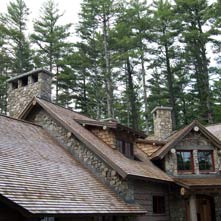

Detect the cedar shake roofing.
xmin=150 ymin=120 xmax=221 ymax=160
xmin=0 ymin=115 xmax=146 ymax=215
xmin=207 ymin=123 xmax=221 ymax=141
xmin=19 ymin=97 xmax=173 ymax=183
xmin=174 ymin=177 xmax=221 ymax=189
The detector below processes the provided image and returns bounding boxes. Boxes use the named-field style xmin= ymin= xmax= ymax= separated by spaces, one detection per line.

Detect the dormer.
xmin=76 ymin=118 xmax=146 ymax=159
xmin=7 ymin=69 xmax=52 ymax=118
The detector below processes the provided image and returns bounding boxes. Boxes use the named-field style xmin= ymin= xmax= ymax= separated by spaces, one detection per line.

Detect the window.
xmin=177 ymin=151 xmax=193 ymax=172
xmin=153 ymin=195 xmax=166 ymax=214
xmin=198 ymin=151 xmax=214 ymax=171
xmin=116 ymin=139 xmax=133 ymax=159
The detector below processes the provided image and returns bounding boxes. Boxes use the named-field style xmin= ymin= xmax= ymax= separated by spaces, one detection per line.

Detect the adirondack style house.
xmin=1 ymin=69 xmax=221 ymax=221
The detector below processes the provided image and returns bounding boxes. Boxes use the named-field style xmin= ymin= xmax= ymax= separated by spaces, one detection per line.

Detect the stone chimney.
xmin=7 ymin=69 xmax=52 ymax=118
xmin=151 ymin=106 xmax=173 ymax=140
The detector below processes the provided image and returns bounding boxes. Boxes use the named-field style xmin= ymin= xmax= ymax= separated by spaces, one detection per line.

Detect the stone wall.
xmin=29 ymin=109 xmax=134 ymax=202
xmin=134 ymin=180 xmax=170 ymax=221
xmin=215 ymin=194 xmax=221 ymax=221
xmin=164 ymin=131 xmax=221 ymax=175
xmin=91 ymin=128 xmax=116 ymax=149
xmin=7 ymin=72 xmax=52 ymax=118
xmin=169 ymin=191 xmax=186 ymax=221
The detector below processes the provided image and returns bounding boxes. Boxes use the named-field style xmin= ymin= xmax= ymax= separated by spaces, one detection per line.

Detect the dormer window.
xmin=116 ymin=139 xmax=133 ymax=159
xmin=177 ymin=150 xmax=193 ymax=172
xmin=198 ymin=150 xmax=214 ymax=171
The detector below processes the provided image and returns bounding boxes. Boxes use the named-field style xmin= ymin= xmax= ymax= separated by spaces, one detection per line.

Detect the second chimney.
xmin=151 ymin=106 xmax=173 ymax=140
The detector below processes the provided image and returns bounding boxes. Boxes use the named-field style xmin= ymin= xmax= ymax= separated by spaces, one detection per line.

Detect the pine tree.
xmin=148 ymin=0 xmax=182 ymax=129
xmin=0 ymin=0 xmax=32 ymax=74
xmin=118 ymin=0 xmax=152 ymax=131
xmin=174 ymin=0 xmax=217 ymax=124
xmin=31 ymin=0 xmax=72 ymax=101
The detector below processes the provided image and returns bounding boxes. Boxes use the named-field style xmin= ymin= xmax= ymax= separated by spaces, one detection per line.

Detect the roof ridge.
xmin=0 ymin=114 xmax=42 ymax=128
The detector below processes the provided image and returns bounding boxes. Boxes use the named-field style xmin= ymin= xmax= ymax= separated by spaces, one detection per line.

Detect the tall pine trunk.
xmin=141 ymin=51 xmax=149 ymax=133
xmin=126 ymin=57 xmax=138 ymax=130
xmin=103 ymin=14 xmax=113 ymax=118
xmin=165 ymin=42 xmax=176 ymax=129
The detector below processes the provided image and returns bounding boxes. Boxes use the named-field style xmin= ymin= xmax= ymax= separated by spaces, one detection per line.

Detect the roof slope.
xmin=20 ymin=97 xmax=172 ymax=183
xmin=207 ymin=123 xmax=221 ymax=141
xmin=0 ymin=115 xmax=145 ymax=215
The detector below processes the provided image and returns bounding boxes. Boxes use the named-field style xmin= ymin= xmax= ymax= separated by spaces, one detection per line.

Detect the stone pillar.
xmin=7 ymin=69 xmax=53 ymax=118
xmin=151 ymin=106 xmax=173 ymax=140
xmin=193 ymin=150 xmax=199 ymax=174
xmin=189 ymin=195 xmax=197 ymax=221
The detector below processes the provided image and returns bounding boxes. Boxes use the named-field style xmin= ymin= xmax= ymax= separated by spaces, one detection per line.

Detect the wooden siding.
xmin=133 ymin=180 xmax=170 ymax=221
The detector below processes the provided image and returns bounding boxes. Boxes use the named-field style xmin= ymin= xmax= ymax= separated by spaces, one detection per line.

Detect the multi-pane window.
xmin=152 ymin=195 xmax=166 ymax=214
xmin=116 ymin=140 xmax=133 ymax=159
xmin=198 ymin=151 xmax=214 ymax=171
xmin=177 ymin=151 xmax=193 ymax=171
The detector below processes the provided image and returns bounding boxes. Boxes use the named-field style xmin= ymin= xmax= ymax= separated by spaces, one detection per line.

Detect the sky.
xmin=0 ymin=0 xmax=83 ymax=35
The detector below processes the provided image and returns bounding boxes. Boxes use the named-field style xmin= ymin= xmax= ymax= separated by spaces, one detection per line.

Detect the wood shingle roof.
xmin=0 ymin=115 xmax=146 ymax=215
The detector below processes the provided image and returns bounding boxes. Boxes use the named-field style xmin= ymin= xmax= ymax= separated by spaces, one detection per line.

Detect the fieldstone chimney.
xmin=7 ymin=69 xmax=52 ymax=118
xmin=151 ymin=106 xmax=173 ymax=140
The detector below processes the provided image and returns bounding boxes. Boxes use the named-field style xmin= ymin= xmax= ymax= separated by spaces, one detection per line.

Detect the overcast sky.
xmin=0 ymin=0 xmax=83 ymax=35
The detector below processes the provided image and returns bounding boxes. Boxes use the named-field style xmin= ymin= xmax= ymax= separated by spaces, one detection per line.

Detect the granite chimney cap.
xmin=7 ymin=68 xmax=53 ymax=83
xmin=151 ymin=106 xmax=173 ymax=114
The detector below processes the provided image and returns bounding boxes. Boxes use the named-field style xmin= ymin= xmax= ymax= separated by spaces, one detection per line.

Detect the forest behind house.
xmin=0 ymin=0 xmax=221 ymax=133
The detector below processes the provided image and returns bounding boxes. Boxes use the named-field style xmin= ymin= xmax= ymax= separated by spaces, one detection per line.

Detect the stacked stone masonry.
xmin=29 ymin=109 xmax=134 ymax=202
xmin=7 ymin=72 xmax=51 ymax=118
xmin=153 ymin=108 xmax=172 ymax=140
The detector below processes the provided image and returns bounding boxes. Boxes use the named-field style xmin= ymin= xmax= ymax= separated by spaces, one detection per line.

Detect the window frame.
xmin=152 ymin=195 xmax=166 ymax=214
xmin=176 ymin=150 xmax=194 ymax=173
xmin=198 ymin=150 xmax=214 ymax=172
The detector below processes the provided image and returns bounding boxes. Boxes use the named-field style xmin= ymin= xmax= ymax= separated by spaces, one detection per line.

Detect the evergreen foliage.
xmin=0 ymin=0 xmax=221 ymax=133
